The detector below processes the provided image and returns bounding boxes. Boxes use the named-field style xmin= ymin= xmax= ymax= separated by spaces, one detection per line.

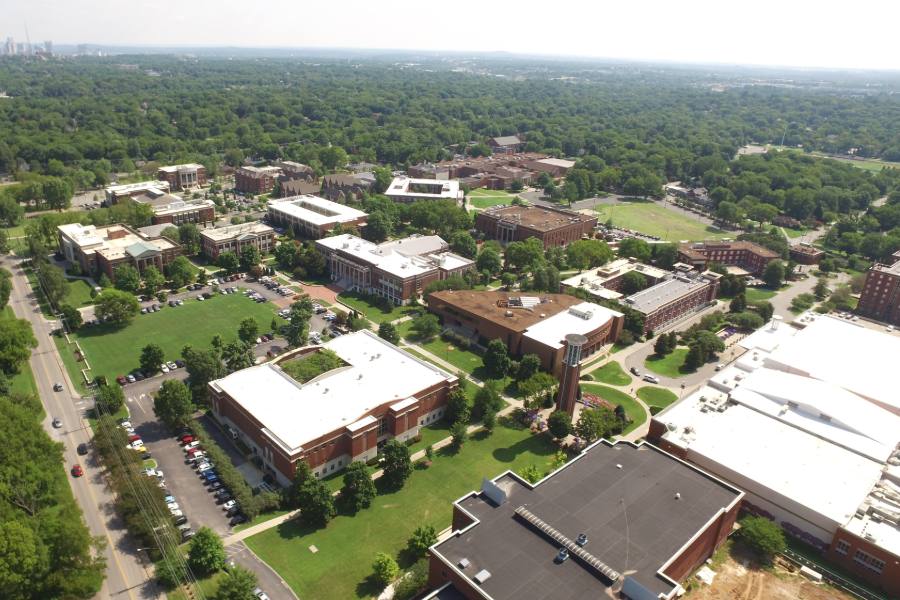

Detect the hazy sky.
xmin=2 ymin=0 xmax=898 ymax=70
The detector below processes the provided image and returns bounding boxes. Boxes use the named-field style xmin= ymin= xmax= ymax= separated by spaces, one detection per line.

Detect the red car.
xmin=71 ymin=465 xmax=84 ymax=477
xmin=116 ymin=375 xmax=127 ymax=386
xmin=128 ymin=434 xmax=141 ymax=443
xmin=180 ymin=435 xmax=195 ymax=445
xmin=186 ymin=447 xmax=203 ymax=457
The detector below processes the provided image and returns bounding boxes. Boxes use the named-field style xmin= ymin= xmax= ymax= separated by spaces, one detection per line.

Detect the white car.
xmin=642 ymin=374 xmax=660 ymax=384
xmin=127 ymin=441 xmax=145 ymax=450
xmin=160 ymin=364 xmax=170 ymax=373
xmin=119 ymin=421 xmax=133 ymax=429
xmin=170 ymin=508 xmax=183 ymax=517
xmin=222 ymin=500 xmax=236 ymax=511
xmin=184 ymin=440 xmax=201 ymax=451
xmin=197 ymin=463 xmax=213 ymax=472
xmin=166 ymin=502 xmax=180 ymax=511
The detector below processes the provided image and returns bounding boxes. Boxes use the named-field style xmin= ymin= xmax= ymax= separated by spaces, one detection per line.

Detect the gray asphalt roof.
xmin=431 ymin=441 xmax=741 ymax=600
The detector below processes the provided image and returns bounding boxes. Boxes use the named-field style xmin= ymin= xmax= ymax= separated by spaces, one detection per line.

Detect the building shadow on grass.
xmin=491 ymin=432 xmax=556 ymax=463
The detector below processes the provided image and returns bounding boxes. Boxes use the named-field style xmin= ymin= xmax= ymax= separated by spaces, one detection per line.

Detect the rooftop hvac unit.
xmin=473 ymin=569 xmax=492 ymax=585
xmin=458 ymin=558 xmax=470 ymax=569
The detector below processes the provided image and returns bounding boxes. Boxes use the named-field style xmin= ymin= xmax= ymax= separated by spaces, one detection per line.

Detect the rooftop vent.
xmin=473 ymin=569 xmax=492 ymax=585
xmin=616 ymin=464 xmax=623 ymax=469
xmin=556 ymin=548 xmax=569 ymax=563
xmin=458 ymin=557 xmax=470 ymax=569
xmin=576 ymin=533 xmax=588 ymax=546
xmin=675 ymin=492 xmax=682 ymax=500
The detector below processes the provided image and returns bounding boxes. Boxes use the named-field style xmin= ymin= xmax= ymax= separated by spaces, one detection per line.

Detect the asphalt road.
xmin=3 ymin=255 xmax=162 ymax=600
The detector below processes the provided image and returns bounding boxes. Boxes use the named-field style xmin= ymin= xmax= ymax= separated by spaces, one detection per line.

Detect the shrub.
xmin=371 ymin=552 xmax=399 ymax=587
xmin=739 ymin=515 xmax=786 ymax=563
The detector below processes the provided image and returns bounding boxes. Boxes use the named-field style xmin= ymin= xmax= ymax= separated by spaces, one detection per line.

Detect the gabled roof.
xmin=490 ymin=135 xmax=522 ymax=146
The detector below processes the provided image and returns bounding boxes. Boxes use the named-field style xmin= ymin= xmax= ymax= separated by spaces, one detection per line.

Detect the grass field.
xmin=745 ymin=287 xmax=778 ymax=302
xmin=60 ymin=293 xmax=278 ymax=383
xmin=337 ymin=292 xmax=421 ymax=325
xmin=579 ymin=383 xmax=646 ymax=435
xmin=594 ymin=201 xmax=731 ymax=241
xmin=636 ymin=387 xmax=678 ymax=411
xmin=781 ymin=227 xmax=812 ymax=239
xmin=3 ymin=307 xmax=37 ymax=396
xmin=644 ymin=348 xmax=689 ymax=378
xmin=246 ymin=423 xmax=557 ymax=599
xmin=467 ymin=188 xmax=518 ymax=210
xmin=587 ymin=361 xmax=631 ymax=386
xmin=25 ymin=269 xmax=96 ymax=315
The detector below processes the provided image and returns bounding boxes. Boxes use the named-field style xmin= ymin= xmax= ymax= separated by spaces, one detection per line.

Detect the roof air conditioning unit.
xmin=458 ymin=558 xmax=471 ymax=569
xmin=473 ymin=569 xmax=491 ymax=585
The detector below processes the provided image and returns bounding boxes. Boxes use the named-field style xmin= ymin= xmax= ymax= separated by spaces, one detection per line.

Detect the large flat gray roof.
xmin=431 ymin=441 xmax=741 ymax=600
xmin=622 ymin=276 xmax=709 ymax=315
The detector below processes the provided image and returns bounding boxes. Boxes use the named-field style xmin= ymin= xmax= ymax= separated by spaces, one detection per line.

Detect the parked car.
xmin=254 ymin=588 xmax=270 ymax=600
xmin=229 ymin=514 xmax=248 ymax=526
xmin=173 ymin=515 xmax=188 ymax=526
xmin=209 ymin=481 xmax=223 ymax=491
xmin=222 ymin=500 xmax=236 ymax=511
xmin=216 ymin=494 xmax=233 ymax=505
xmin=77 ymin=443 xmax=89 ymax=455
xmin=180 ymin=435 xmax=196 ymax=445
xmin=167 ymin=361 xmax=177 ymax=370
xmin=166 ymin=502 xmax=180 ymax=511
xmin=170 ymin=508 xmax=183 ymax=517
xmin=630 ymin=367 xmax=641 ymax=376
xmin=642 ymin=374 xmax=660 ymax=384
xmin=181 ymin=528 xmax=195 ymax=542
xmin=71 ymin=464 xmax=84 ymax=477
xmin=164 ymin=495 xmax=176 ymax=504
xmin=184 ymin=440 xmax=201 ymax=451
xmin=116 ymin=375 xmax=127 ymax=385
xmin=52 ymin=418 xmax=62 ymax=428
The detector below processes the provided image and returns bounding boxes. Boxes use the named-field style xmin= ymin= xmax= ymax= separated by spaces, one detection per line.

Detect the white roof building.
xmin=385 ymin=176 xmax=463 ymax=204
xmin=209 ymin=330 xmax=456 ymax=455
xmin=561 ymin=258 xmax=668 ymax=301
xmin=316 ymin=233 xmax=474 ymax=280
xmin=654 ymin=312 xmax=900 ymax=558
xmin=267 ymin=195 xmax=368 ymax=234
xmin=523 ymin=302 xmax=624 ymax=350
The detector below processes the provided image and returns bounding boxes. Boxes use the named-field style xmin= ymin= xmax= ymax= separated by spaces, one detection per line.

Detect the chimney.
xmin=556 ymin=333 xmax=588 ymax=416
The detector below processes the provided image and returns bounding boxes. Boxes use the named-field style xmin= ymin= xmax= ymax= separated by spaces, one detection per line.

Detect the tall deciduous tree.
xmin=340 ymin=461 xmax=376 ymax=513
xmin=153 ymin=379 xmax=194 ymax=429
xmin=187 ymin=527 xmax=226 ymax=576
xmin=139 ymin=344 xmax=165 ymax=374
xmin=94 ymin=289 xmax=140 ymax=325
xmin=381 ymin=439 xmax=412 ymax=489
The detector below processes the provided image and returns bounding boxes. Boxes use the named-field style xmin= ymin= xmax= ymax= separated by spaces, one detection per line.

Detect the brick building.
xmin=789 ymin=243 xmax=825 ymax=265
xmin=273 ymin=160 xmax=316 ymax=182
xmin=475 ymin=205 xmax=597 ymax=248
xmin=677 ymin=241 xmax=779 ymax=275
xmin=561 ymin=258 xmax=669 ymax=301
xmin=199 ymin=222 xmax=276 ymax=261
xmin=857 ymin=251 xmax=900 ymax=327
xmin=319 ymin=173 xmax=373 ymax=203
xmin=267 ymin=195 xmax=368 ymax=239
xmin=385 ymin=176 xmax=463 ymax=205
xmin=487 ymin=135 xmax=524 ymax=154
xmin=234 ymin=165 xmax=282 ymax=195
xmin=58 ymin=222 xmax=181 ymax=279
xmin=148 ymin=197 xmax=216 ymax=226
xmin=650 ymin=315 xmax=900 ymax=598
xmin=156 ymin=163 xmax=207 ymax=191
xmin=425 ymin=440 xmax=743 ymax=600
xmin=426 ymin=291 xmax=623 ymax=376
xmin=104 ymin=180 xmax=170 ymax=205
xmin=621 ymin=271 xmax=721 ymax=333
xmin=209 ymin=330 xmax=458 ymax=485
xmin=316 ymin=234 xmax=474 ymax=304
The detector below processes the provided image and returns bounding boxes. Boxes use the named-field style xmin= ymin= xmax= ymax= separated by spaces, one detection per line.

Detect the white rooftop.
xmin=158 ymin=163 xmax=204 ymax=173
xmin=385 ymin=176 xmax=462 ymax=201
xmin=710 ymin=365 xmax=900 ymax=462
xmin=744 ymin=313 xmax=900 ymax=414
xmin=658 ymin=389 xmax=885 ymax=534
xmin=58 ymin=223 xmax=176 ymax=258
xmin=106 ymin=180 xmax=169 ymax=195
xmin=535 ymin=157 xmax=576 ymax=169
xmin=200 ymin=222 xmax=274 ymax=242
xmin=561 ymin=259 xmax=668 ymax=300
xmin=210 ymin=330 xmax=456 ymax=453
xmin=267 ymin=195 xmax=367 ymax=226
xmin=317 ymin=233 xmax=462 ymax=279
xmin=522 ymin=301 xmax=623 ymax=349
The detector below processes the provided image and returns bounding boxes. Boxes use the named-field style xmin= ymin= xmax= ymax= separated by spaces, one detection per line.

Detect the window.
xmin=835 ymin=540 xmax=850 ymax=556
xmin=378 ymin=417 xmax=388 ymax=436
xmin=853 ymin=549 xmax=885 ymax=574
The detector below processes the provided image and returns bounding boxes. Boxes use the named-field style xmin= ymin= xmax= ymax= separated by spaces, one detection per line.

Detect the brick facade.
xmin=475 ymin=205 xmax=597 ymax=248
xmin=235 ymin=166 xmax=281 ymax=195
xmin=677 ymin=241 xmax=778 ymax=275
xmin=857 ymin=254 xmax=900 ymax=326
xmin=156 ymin=164 xmax=207 ymax=191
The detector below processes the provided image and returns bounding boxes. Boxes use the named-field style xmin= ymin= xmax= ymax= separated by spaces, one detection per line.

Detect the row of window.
xmin=835 ymin=540 xmax=886 ymax=574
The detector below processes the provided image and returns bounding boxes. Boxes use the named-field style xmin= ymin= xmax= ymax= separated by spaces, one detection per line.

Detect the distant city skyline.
xmin=0 ymin=0 xmax=898 ymax=70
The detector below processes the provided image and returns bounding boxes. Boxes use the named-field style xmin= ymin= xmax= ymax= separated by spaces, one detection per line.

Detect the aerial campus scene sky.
xmin=2 ymin=0 xmax=899 ymax=70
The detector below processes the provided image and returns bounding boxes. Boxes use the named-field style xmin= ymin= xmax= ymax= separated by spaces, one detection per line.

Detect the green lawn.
xmin=644 ymin=348 xmax=689 ymax=378
xmin=745 ymin=287 xmax=778 ymax=302
xmin=337 ymin=292 xmax=421 ymax=325
xmin=594 ymin=201 xmax=731 ymax=241
xmin=636 ymin=386 xmax=678 ymax=411
xmin=60 ymin=293 xmax=278 ymax=384
xmin=3 ymin=307 xmax=37 ymax=396
xmin=467 ymin=188 xmax=518 ymax=210
xmin=415 ymin=336 xmax=483 ymax=376
xmin=781 ymin=227 xmax=812 ymax=239
xmin=579 ymin=383 xmax=646 ymax=435
xmin=587 ymin=361 xmax=631 ymax=386
xmin=65 ymin=279 xmax=95 ymax=307
xmin=168 ymin=571 xmax=226 ymax=600
xmin=246 ymin=423 xmax=557 ymax=600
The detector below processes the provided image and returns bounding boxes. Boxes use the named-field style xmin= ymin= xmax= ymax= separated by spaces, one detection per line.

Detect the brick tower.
xmin=556 ymin=333 xmax=587 ymax=416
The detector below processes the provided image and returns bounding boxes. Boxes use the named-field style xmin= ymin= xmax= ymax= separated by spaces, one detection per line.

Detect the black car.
xmin=175 ymin=359 xmax=185 ymax=368
xmin=173 ymin=515 xmax=188 ymax=526
xmin=229 ymin=514 xmax=247 ymax=526
xmin=630 ymin=367 xmax=641 ymax=376
xmin=141 ymin=451 xmax=152 ymax=460
xmin=77 ymin=443 xmax=89 ymax=455
xmin=202 ymin=292 xmax=212 ymax=299
xmin=216 ymin=494 xmax=233 ymax=505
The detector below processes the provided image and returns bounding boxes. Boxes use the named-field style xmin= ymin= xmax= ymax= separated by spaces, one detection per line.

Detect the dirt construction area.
xmin=687 ymin=550 xmax=853 ymax=600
